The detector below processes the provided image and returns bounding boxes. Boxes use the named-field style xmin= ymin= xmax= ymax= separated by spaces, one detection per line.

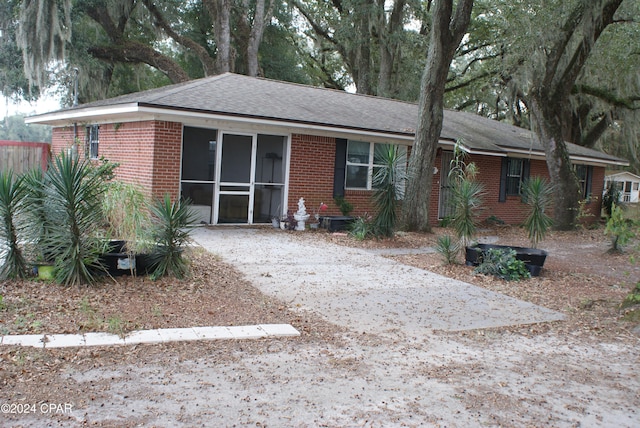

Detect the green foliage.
xmin=349 ymin=216 xmax=373 ymax=241
xmin=103 ymin=181 xmax=151 ymax=255
xmin=449 ymin=144 xmax=484 ymax=247
xmin=435 ymin=235 xmax=460 ymax=265
xmin=604 ymin=203 xmax=635 ymax=253
xmin=621 ymin=283 xmax=640 ymax=309
xmin=148 ymin=195 xmax=197 ymax=280
xmin=371 ymin=144 xmax=407 ymax=237
xmin=0 ymin=170 xmax=28 ymax=279
xmin=474 ymin=248 xmax=531 ymax=281
xmin=34 ymin=153 xmax=111 ymax=286
xmin=602 ymin=181 xmax=622 ymax=218
xmin=521 ymin=176 xmax=554 ymax=248
xmin=334 ymin=196 xmax=353 ymax=216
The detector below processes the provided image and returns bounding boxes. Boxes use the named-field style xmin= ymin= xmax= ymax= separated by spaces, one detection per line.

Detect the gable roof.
xmin=27 ymin=72 xmax=626 ymax=166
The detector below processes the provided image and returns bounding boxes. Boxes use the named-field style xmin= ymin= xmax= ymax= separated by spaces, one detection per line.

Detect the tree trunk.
xmin=376 ymin=0 xmax=405 ymax=98
xmin=354 ymin=1 xmax=372 ymax=95
xmin=402 ymin=0 xmax=474 ymax=231
xmin=205 ymin=0 xmax=232 ymax=74
xmin=529 ymin=95 xmax=581 ymax=230
xmin=246 ymin=0 xmax=275 ymax=77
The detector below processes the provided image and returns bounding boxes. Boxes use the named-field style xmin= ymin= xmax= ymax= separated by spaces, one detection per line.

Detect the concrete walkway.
xmin=192 ymin=226 xmax=564 ymax=336
xmin=0 ymin=324 xmax=300 ymax=349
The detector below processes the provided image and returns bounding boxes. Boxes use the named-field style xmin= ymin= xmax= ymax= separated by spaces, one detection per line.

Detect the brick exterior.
xmin=51 ymin=125 xmax=604 ymax=225
xmin=51 ymin=121 xmax=182 ymax=200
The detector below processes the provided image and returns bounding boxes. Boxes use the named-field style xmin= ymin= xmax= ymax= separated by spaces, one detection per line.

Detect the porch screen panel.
xmin=255 ymin=135 xmax=286 ymax=223
xmin=181 ymin=126 xmax=217 ymax=224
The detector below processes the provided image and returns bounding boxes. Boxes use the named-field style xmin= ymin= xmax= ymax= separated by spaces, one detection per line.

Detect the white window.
xmin=86 ymin=125 xmax=99 ymax=159
xmin=345 ymin=140 xmax=407 ymax=190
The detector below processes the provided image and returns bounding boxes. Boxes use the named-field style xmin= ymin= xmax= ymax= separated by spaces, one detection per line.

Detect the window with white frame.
xmin=345 ymin=140 xmax=407 ymax=190
xmin=86 ymin=125 xmax=99 ymax=159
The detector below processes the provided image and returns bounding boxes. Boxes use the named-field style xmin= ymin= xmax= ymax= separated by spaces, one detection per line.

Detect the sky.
xmin=1 ymin=91 xmax=63 ymax=119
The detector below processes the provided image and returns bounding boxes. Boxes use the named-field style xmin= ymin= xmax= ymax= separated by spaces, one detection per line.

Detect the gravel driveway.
xmin=9 ymin=226 xmax=637 ymax=427
xmin=191 ymin=226 xmax=564 ymax=335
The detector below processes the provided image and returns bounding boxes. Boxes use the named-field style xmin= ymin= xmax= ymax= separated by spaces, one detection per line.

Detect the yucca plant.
xmin=449 ymin=144 xmax=484 ymax=248
xmin=435 ymin=234 xmax=460 ymax=265
xmin=522 ymin=176 xmax=554 ymax=248
xmin=451 ymin=178 xmax=484 ymax=247
xmin=148 ymin=194 xmax=197 ymax=280
xmin=372 ymin=144 xmax=408 ymax=237
xmin=41 ymin=153 xmax=110 ymax=286
xmin=0 ymin=170 xmax=28 ymax=279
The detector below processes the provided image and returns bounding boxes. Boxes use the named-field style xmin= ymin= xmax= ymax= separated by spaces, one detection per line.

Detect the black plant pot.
xmin=100 ymin=240 xmax=152 ymax=276
xmin=319 ymin=216 xmax=354 ymax=232
xmin=465 ymin=243 xmax=548 ymax=277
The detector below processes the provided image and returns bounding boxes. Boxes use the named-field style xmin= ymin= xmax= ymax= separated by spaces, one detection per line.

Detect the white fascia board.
xmin=24 ymin=103 xmax=142 ymax=125
xmin=567 ymin=155 xmax=628 ymax=167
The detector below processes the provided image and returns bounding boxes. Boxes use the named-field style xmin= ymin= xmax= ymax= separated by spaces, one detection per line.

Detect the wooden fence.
xmin=0 ymin=140 xmax=50 ymax=175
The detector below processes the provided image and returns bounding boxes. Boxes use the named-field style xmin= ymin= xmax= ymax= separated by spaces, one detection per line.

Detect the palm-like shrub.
xmin=451 ymin=178 xmax=484 ymax=247
xmin=148 ymin=195 xmax=197 ymax=280
xmin=372 ymin=144 xmax=407 ymax=237
xmin=41 ymin=153 xmax=110 ymax=286
xmin=522 ymin=176 xmax=554 ymax=248
xmin=435 ymin=234 xmax=460 ymax=265
xmin=449 ymin=144 xmax=484 ymax=248
xmin=0 ymin=171 xmax=28 ymax=279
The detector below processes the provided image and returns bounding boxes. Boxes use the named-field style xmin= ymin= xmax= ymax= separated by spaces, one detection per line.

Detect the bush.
xmin=371 ymin=144 xmax=407 ymax=237
xmin=604 ymin=203 xmax=635 ymax=252
xmin=0 ymin=170 xmax=28 ymax=279
xmin=474 ymin=248 xmax=531 ymax=281
xmin=334 ymin=196 xmax=353 ymax=216
xmin=521 ymin=176 xmax=554 ymax=248
xmin=349 ymin=216 xmax=373 ymax=241
xmin=148 ymin=195 xmax=197 ymax=280
xmin=435 ymin=235 xmax=460 ymax=265
xmin=39 ymin=153 xmax=112 ymax=286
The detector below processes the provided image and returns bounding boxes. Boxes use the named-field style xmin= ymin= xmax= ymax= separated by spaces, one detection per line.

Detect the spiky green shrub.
xmin=435 ymin=234 xmax=460 ymax=265
xmin=39 ymin=153 xmax=111 ymax=286
xmin=522 ymin=176 xmax=554 ymax=248
xmin=371 ymin=145 xmax=407 ymax=238
xmin=0 ymin=170 xmax=28 ymax=279
xmin=451 ymin=179 xmax=484 ymax=247
xmin=349 ymin=216 xmax=373 ymax=241
xmin=449 ymin=144 xmax=484 ymax=248
xmin=148 ymin=195 xmax=197 ymax=280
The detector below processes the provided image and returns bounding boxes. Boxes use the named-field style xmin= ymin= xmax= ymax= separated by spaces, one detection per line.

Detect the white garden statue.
xmin=293 ymin=197 xmax=310 ymax=231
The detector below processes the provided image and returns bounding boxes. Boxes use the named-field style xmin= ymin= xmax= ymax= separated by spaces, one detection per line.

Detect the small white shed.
xmin=604 ymin=171 xmax=640 ymax=203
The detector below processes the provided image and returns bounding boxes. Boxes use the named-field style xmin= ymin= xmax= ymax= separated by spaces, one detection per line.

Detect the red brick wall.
xmin=51 ymin=125 xmax=605 ymax=225
xmin=288 ymin=134 xmax=376 ymax=217
xmin=51 ymin=120 xmax=182 ymax=200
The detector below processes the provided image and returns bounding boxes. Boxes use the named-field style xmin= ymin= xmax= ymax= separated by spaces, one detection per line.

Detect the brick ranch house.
xmin=27 ymin=73 xmax=626 ymax=226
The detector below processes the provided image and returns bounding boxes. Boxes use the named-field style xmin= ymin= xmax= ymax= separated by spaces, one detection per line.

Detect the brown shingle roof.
xmin=32 ymin=73 xmax=625 ymax=165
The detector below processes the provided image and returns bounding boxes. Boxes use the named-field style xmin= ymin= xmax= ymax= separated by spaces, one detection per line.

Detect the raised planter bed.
xmin=319 ymin=216 xmax=354 ymax=232
xmin=465 ymin=243 xmax=548 ymax=277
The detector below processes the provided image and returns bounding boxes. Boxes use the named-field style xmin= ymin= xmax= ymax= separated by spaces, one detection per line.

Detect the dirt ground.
xmin=1 ymin=225 xmax=639 ymax=427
